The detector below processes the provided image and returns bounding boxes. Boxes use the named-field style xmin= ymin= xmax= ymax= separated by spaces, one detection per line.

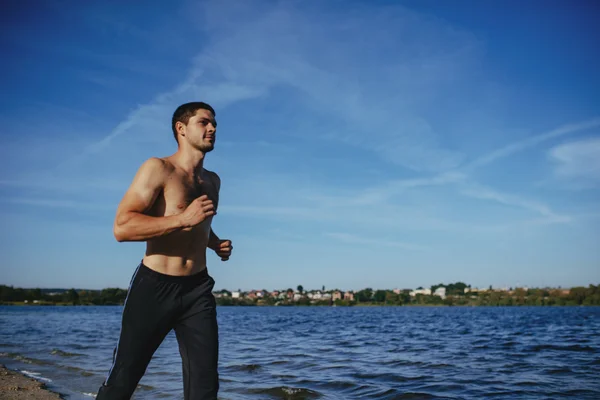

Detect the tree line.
xmin=1 ymin=283 xmax=599 ymax=306
xmin=0 ymin=285 xmax=127 ymax=305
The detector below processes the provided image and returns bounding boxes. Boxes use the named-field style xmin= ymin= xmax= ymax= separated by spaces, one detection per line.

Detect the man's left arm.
xmin=209 ymin=229 xmax=232 ymax=261
xmin=207 ymin=171 xmax=232 ymax=261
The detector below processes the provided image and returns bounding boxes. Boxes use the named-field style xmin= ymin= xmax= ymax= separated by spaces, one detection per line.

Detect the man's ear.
xmin=176 ymin=121 xmax=186 ymax=137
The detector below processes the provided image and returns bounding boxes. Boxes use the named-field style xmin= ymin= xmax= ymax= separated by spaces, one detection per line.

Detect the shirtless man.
xmin=96 ymin=102 xmax=232 ymax=400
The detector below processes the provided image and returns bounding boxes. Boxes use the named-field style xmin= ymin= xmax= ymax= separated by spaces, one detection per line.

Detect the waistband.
xmin=137 ymin=262 xmax=210 ymax=284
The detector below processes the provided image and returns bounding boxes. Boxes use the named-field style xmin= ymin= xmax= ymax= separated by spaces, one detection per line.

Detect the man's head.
xmin=172 ymin=102 xmax=217 ymax=152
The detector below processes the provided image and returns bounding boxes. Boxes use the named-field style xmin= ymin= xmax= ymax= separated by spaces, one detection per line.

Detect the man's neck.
xmin=172 ymin=148 xmax=206 ymax=176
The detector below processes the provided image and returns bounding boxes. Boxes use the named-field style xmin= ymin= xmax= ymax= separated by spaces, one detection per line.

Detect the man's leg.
xmin=97 ymin=264 xmax=179 ymax=400
xmin=175 ymin=273 xmax=219 ymax=400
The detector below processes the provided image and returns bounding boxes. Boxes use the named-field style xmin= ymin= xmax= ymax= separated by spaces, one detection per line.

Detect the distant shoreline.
xmin=2 ymin=302 xmax=598 ymax=307
xmin=4 ymin=283 xmax=598 ymax=307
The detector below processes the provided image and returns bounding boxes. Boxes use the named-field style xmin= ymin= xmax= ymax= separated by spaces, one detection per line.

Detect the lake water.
xmin=0 ymin=306 xmax=599 ymax=399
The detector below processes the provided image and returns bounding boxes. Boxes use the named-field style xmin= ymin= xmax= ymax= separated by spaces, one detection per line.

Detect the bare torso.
xmin=143 ymin=158 xmax=219 ymax=276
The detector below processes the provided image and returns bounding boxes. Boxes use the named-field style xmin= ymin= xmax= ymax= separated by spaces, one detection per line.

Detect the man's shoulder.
xmin=141 ymin=157 xmax=174 ymax=172
xmin=135 ymin=157 xmax=174 ymax=184
xmin=203 ymin=168 xmax=221 ymax=188
xmin=203 ymin=168 xmax=220 ymax=181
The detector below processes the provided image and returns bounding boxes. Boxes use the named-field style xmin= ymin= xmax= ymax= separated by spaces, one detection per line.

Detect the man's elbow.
xmin=113 ymin=223 xmax=129 ymax=242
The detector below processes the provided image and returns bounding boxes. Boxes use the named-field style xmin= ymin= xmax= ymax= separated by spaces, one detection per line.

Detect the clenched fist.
xmin=179 ymin=195 xmax=215 ymax=228
xmin=215 ymin=239 xmax=233 ymax=261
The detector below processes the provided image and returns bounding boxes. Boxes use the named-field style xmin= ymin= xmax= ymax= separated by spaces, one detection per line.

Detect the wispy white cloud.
xmin=324 ymin=232 xmax=427 ymax=251
xmin=305 ymin=171 xmax=466 ymax=208
xmin=0 ymin=178 xmax=125 ymax=193
xmin=1 ymin=197 xmax=113 ymax=211
xmin=548 ymin=137 xmax=600 ymax=189
xmin=465 ymin=118 xmax=600 ymax=170
xmin=220 ymin=205 xmax=314 ymax=219
xmin=461 ymin=184 xmax=571 ymax=221
xmin=389 ymin=172 xmax=466 ymax=190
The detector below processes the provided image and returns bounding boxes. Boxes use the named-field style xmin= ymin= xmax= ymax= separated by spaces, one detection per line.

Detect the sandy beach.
xmin=0 ymin=365 xmax=62 ymax=399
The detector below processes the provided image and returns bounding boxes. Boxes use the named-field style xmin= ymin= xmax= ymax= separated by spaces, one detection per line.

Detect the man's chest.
xmin=163 ymin=174 xmax=219 ymax=212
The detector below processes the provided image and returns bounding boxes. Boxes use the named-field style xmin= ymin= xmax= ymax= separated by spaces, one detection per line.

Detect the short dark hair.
xmin=171 ymin=102 xmax=216 ymax=142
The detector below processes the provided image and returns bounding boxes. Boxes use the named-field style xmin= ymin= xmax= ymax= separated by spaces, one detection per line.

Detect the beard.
xmin=200 ymin=143 xmax=214 ymax=153
xmin=195 ymin=140 xmax=215 ymax=153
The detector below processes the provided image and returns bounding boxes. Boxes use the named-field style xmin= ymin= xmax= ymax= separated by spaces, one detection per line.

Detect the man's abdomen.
xmin=143 ymin=221 xmax=211 ymax=276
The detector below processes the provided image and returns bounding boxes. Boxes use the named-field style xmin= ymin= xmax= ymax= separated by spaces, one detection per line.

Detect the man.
xmin=96 ymin=102 xmax=232 ymax=400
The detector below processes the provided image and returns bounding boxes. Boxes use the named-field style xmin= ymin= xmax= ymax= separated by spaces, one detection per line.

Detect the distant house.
xmin=271 ymin=291 xmax=280 ymax=298
xmin=434 ymin=287 xmax=446 ymax=299
xmin=410 ymin=288 xmax=431 ymax=296
xmin=393 ymin=289 xmax=401 ymax=294
xmin=332 ymin=291 xmax=342 ymax=301
xmin=343 ymin=291 xmax=354 ymax=301
xmin=247 ymin=291 xmax=257 ymax=299
xmin=307 ymin=291 xmax=323 ymax=300
xmin=231 ymin=291 xmax=240 ymax=299
xmin=322 ymin=293 xmax=332 ymax=300
xmin=293 ymin=293 xmax=302 ymax=301
xmin=465 ymin=287 xmax=486 ymax=293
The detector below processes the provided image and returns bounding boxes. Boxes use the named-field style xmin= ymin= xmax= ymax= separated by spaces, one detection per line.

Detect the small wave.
xmin=249 ymin=386 xmax=322 ymax=399
xmin=547 ymin=389 xmax=600 ymax=398
xmin=50 ymin=348 xmax=84 ymax=357
xmin=514 ymin=380 xmax=539 ymax=387
xmin=428 ymin=363 xmax=453 ymax=369
xmin=2 ymin=352 xmax=53 ymax=366
xmin=238 ymin=347 xmax=261 ymax=353
xmin=544 ymin=367 xmax=574 ymax=375
xmin=267 ymin=360 xmax=290 ymax=366
xmin=350 ymin=371 xmax=426 ymax=384
xmin=229 ymin=363 xmax=262 ymax=372
xmin=64 ymin=365 xmax=95 ymax=377
xmin=335 ymin=340 xmax=361 ymax=348
xmin=20 ymin=370 xmax=52 ymax=383
xmin=381 ymin=359 xmax=426 ymax=367
xmin=314 ymin=347 xmax=335 ymax=353
xmin=530 ymin=344 xmax=597 ymax=353
xmin=394 ymin=392 xmax=443 ymax=399
xmin=319 ymin=380 xmax=356 ymax=390
xmin=82 ymin=393 xmax=97 ymax=398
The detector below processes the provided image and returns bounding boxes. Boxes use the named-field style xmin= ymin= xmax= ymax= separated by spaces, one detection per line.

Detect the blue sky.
xmin=1 ymin=0 xmax=599 ymax=291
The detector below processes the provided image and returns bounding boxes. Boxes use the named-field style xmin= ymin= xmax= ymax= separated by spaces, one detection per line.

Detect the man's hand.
xmin=215 ymin=239 xmax=233 ymax=261
xmin=179 ymin=195 xmax=215 ymax=228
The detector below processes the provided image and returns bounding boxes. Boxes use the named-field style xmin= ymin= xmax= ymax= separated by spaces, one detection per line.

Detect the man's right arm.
xmin=113 ymin=158 xmax=184 ymax=242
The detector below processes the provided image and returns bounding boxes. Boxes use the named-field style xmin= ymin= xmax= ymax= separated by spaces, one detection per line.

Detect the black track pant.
xmin=96 ymin=262 xmax=219 ymax=400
